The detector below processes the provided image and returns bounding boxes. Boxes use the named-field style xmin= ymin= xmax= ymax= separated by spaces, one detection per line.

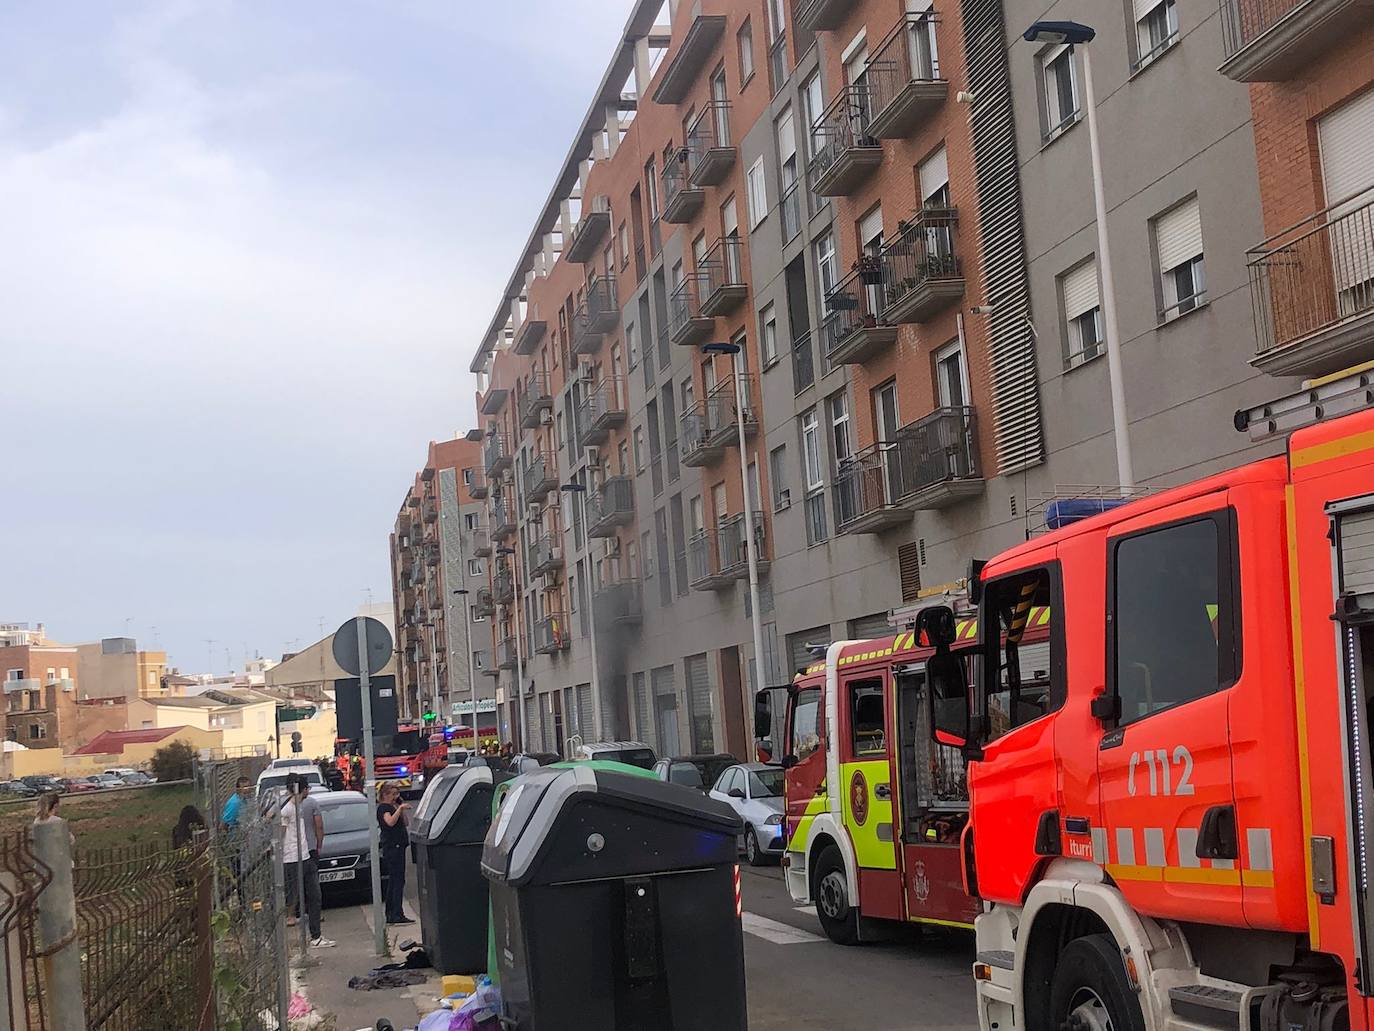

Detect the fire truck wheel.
xmin=1047 ymin=934 xmax=1146 ymax=1031
xmin=813 ymin=845 xmax=859 ymax=946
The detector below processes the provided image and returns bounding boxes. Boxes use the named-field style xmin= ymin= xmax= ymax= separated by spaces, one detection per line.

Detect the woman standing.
xmin=376 ymin=782 xmax=412 ymax=925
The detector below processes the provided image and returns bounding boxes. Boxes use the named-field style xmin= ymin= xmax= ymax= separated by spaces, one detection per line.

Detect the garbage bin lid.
xmin=481 ymin=763 xmax=740 ymax=884
xmin=410 ymin=764 xmax=493 ymax=840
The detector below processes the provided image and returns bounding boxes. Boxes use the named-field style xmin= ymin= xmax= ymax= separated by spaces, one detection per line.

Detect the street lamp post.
xmin=561 ymin=480 xmax=603 ymax=744
xmin=496 ymin=546 xmax=528 ymax=753
xmin=1023 ymin=20 xmax=1134 ymax=491
xmin=453 ymin=588 xmax=483 ymax=751
xmin=702 ymin=342 xmax=769 ymax=707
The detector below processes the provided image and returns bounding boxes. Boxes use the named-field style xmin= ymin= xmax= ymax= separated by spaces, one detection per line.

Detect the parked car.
xmin=268 ymin=758 xmax=315 ymax=771
xmin=57 ymin=777 xmax=101 ymax=793
xmin=103 ymin=767 xmax=138 ymax=779
xmin=256 ymin=766 xmax=324 ymax=798
xmin=310 ymin=791 xmax=380 ymax=902
xmin=118 ymin=771 xmax=152 ymax=786
xmin=0 ymin=781 xmax=38 ymax=797
xmin=570 ymin=741 xmax=657 ymax=769
xmin=652 ymin=754 xmax=738 ymax=794
xmin=91 ymin=774 xmax=125 ymax=789
xmin=21 ymin=775 xmax=64 ymax=794
xmin=507 ymin=752 xmax=560 ymax=775
xmin=708 ymin=763 xmax=786 ymax=866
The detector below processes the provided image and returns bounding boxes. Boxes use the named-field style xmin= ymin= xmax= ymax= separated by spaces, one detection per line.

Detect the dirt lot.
xmin=0 ymin=781 xmax=195 ymax=850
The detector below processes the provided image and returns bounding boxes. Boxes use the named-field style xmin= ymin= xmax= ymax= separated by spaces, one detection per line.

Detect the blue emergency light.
xmin=1044 ymin=497 xmax=1132 ymax=530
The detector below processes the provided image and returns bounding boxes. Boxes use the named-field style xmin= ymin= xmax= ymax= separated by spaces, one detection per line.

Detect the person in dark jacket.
xmin=376 ymin=782 xmax=412 ymax=924
xmin=171 ymin=805 xmax=206 ymax=849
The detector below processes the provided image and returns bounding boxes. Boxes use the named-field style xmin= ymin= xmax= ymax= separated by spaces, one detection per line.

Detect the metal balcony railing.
xmin=594 ymin=578 xmax=643 ymax=624
xmin=473 ymin=650 xmax=498 ymax=676
xmin=518 ymin=371 xmax=553 ymax=430
xmin=422 ymin=498 xmax=438 ymax=523
xmin=577 ymin=377 xmax=627 ymax=446
xmin=566 ymin=196 xmax=611 ymax=264
xmin=699 ymin=237 xmax=748 ymax=316
xmin=573 ymin=275 xmax=620 ymax=355
xmin=468 ymin=468 xmax=488 ymax=499
xmin=809 ymin=84 xmax=881 ymax=196
xmin=781 ymin=178 xmax=803 ymax=244
xmin=865 ymin=12 xmax=945 ymax=139
xmin=490 ymin=496 xmax=516 ymax=540
xmin=497 ymin=637 xmax=519 ymax=670
xmin=669 ymin=275 xmax=714 ymax=346
xmin=686 ymin=102 xmax=735 ymax=187
xmin=834 ymin=442 xmax=911 ymax=533
xmin=484 ymin=432 xmax=511 ymax=476
xmin=493 ymin=565 xmax=515 ymax=605
xmin=474 ymin=588 xmax=496 ymax=618
xmin=1248 ymin=183 xmax=1374 ymax=370
xmin=523 ymin=450 xmax=559 ymax=502
xmin=705 ymin=374 xmax=758 ymax=447
xmin=822 ymin=265 xmax=894 ymax=364
xmin=792 ymin=332 xmax=815 ymax=394
xmin=679 ymin=401 xmax=717 ymax=467
xmin=425 ymin=543 xmax=439 ymax=567
xmin=529 ymin=532 xmax=563 ymax=575
xmin=716 ymin=512 xmax=768 ymax=577
xmin=1221 ymin=0 xmax=1315 ymax=57
xmin=534 ymin=613 xmax=570 ymax=655
xmin=879 ymin=207 xmax=963 ymax=323
xmin=587 ymin=476 xmax=635 ymax=537
xmin=687 ymin=529 xmax=726 ymax=590
xmin=471 ymin=527 xmax=491 ymax=558
xmin=662 ymin=158 xmax=704 ymax=223
xmin=893 ymin=406 xmax=981 ymax=503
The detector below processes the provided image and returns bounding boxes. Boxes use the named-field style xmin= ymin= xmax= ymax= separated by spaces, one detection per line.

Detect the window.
xmin=618 ymin=440 xmax=630 ymax=476
xmin=5 ymin=670 xmax=21 ymax=682
xmin=934 ymin=340 xmax=967 ymax=408
xmin=618 ymin=222 xmax=630 ymax=269
xmin=983 ymin=568 xmax=1060 ymax=742
xmin=645 ymin=157 xmax=659 ymax=219
xmin=633 ymin=427 xmax=647 ymax=472
xmin=464 ymin=512 xmax=478 ymax=531
xmin=827 ymin=391 xmax=851 ymax=469
xmin=791 ymin=687 xmax=821 ymax=761
xmin=462 ymin=468 xmax=473 ymax=486
xmin=1060 ymin=259 xmax=1103 ymax=368
xmin=680 ymin=376 xmax=695 ymax=412
xmin=801 ymin=410 xmax=823 ymax=489
xmin=738 ymin=18 xmax=755 ymax=84
xmin=801 ymin=72 xmax=824 ymax=160
xmin=769 ymin=445 xmax=790 ymax=509
xmin=1112 ymin=515 xmax=1236 ymax=724
xmin=814 ymin=231 xmax=838 ymax=300
xmin=468 ymin=559 xmax=482 ymax=577
xmin=627 ymin=321 xmax=639 ymax=368
xmin=1154 ymin=197 xmax=1206 ymax=321
xmin=918 ymin=145 xmax=950 ymax=208
xmin=747 ymin=156 xmax=768 ymax=229
xmin=30 ymin=724 xmax=45 ymax=740
xmin=848 ymin=679 xmax=886 ymax=757
xmin=760 ymin=302 xmax=778 ymax=366
xmin=1041 ymin=45 xmax=1079 ymax=140
xmin=1133 ymin=0 xmax=1178 ymax=70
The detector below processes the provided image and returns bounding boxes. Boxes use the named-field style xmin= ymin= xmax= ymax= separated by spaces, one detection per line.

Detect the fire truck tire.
xmin=1047 ymin=934 xmax=1146 ymax=1031
xmin=813 ymin=845 xmax=859 ymax=946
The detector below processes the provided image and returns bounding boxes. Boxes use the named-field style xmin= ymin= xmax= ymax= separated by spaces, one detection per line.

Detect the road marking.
xmin=742 ymin=911 xmax=826 ymax=945
xmin=794 ymin=905 xmax=814 ymax=915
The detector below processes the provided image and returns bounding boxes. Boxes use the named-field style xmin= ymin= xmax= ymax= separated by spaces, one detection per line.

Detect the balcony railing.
xmin=1218 ymin=0 xmax=1372 ymax=81
xmin=809 ymin=85 xmax=882 ymax=197
xmin=716 ymin=512 xmax=768 ymax=578
xmin=534 ymin=613 xmax=571 ymax=655
xmin=484 ymin=432 xmax=511 ymax=476
xmin=594 ymin=578 xmax=643 ymax=625
xmin=493 ymin=565 xmax=515 ymax=605
xmin=423 ymin=498 xmax=438 ymax=523
xmin=474 ymin=650 xmax=499 ymax=677
xmin=587 ymin=476 xmax=635 ymax=537
xmin=781 ymin=178 xmax=803 ymax=244
xmin=834 ymin=442 xmax=915 ymax=534
xmin=822 ymin=266 xmax=898 ymax=366
xmin=891 ymin=406 xmax=983 ymax=508
xmin=866 ymin=12 xmax=946 ymax=139
xmin=474 ymin=588 xmax=496 ymax=618
xmin=497 ymin=637 xmax=519 ymax=670
xmin=792 ymin=331 xmax=816 ymax=395
xmin=687 ymin=529 xmax=732 ymax=591
xmin=705 ymin=374 xmax=759 ymax=449
xmin=425 ymin=543 xmax=439 ymax=567
xmin=518 ymin=372 xmax=553 ymax=430
xmin=680 ymin=401 xmax=722 ymax=468
xmin=468 ymin=469 xmax=489 ymax=499
xmin=523 ymin=450 xmax=559 ymax=502
xmin=879 ymin=208 xmax=964 ymax=325
xmin=577 ymin=377 xmax=628 ymax=446
xmin=573 ymin=275 xmax=620 ymax=355
xmin=686 ymin=102 xmax=735 ymax=187
xmin=699 ymin=237 xmax=748 ymax=317
xmin=491 ymin=496 xmax=516 ymax=541
xmin=669 ymin=275 xmax=714 ymax=346
xmin=662 ymin=157 xmax=704 ymax=224
xmin=565 ymin=197 xmax=611 ymax=263
xmin=529 ymin=532 xmax=564 ymax=575
xmin=472 ymin=527 xmax=491 ymax=558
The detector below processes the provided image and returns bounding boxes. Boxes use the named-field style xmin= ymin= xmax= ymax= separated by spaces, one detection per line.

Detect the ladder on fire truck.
xmin=1235 ymin=360 xmax=1374 ymax=443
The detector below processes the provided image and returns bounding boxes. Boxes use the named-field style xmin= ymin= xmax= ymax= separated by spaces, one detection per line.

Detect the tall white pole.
xmin=580 ymin=487 xmax=604 ymax=745
xmin=355 ymin=616 xmax=386 ymax=957
xmin=1080 ymin=45 xmax=1134 ymax=491
xmin=455 ymin=502 xmax=483 ymax=751
xmin=732 ymin=361 xmax=769 ymax=711
xmin=428 ymin=622 xmax=441 ymax=720
xmin=508 ymin=552 xmax=528 ymax=753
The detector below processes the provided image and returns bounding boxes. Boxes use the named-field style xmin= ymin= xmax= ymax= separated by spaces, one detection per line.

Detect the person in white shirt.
xmin=281 ymin=774 xmax=333 ymax=948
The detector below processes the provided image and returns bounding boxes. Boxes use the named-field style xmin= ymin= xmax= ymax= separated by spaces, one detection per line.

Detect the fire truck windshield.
xmin=390 ymin=729 xmax=423 ymax=754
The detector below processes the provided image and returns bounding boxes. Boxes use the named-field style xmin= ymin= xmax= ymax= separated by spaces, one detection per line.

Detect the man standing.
xmin=376 ymin=781 xmax=412 ymax=925
xmin=221 ymin=777 xmax=252 ymax=828
xmin=282 ymin=773 xmax=334 ymax=948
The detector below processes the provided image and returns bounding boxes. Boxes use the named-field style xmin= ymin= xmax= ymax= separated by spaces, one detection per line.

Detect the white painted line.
xmin=794 ymin=905 xmax=814 ymax=915
xmin=741 ymin=911 xmax=827 ymax=945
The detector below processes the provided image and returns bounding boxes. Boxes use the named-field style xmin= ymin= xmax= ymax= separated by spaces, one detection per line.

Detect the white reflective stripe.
xmin=1176 ymin=828 xmax=1200 ymax=868
xmin=1247 ymin=828 xmax=1274 ymax=872
xmin=1115 ymin=828 xmax=1136 ymax=866
xmin=1091 ymin=828 xmax=1109 ymax=865
xmin=1144 ymin=828 xmax=1166 ymax=868
xmin=1211 ymin=858 xmax=1235 ymax=871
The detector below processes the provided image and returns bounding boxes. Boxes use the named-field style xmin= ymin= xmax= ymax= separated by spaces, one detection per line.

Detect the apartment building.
xmin=0 ymin=642 xmax=79 ymax=750
xmin=468 ymin=0 xmax=1309 ymax=757
xmin=389 ymin=436 xmax=492 ymax=722
xmin=75 ymin=638 xmax=169 ymax=701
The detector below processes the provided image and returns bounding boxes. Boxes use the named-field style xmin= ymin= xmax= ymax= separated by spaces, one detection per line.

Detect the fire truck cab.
xmin=939 ymin=370 xmax=1374 ymax=1030
xmin=770 ymin=613 xmax=1049 ymax=945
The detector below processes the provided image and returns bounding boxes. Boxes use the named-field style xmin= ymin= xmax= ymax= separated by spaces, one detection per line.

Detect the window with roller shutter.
xmin=848 ymin=612 xmax=893 ymax=640
xmin=788 ymin=625 xmax=831 ymax=675
xmin=1317 ymin=89 xmax=1374 ymax=312
xmin=1152 ymin=196 xmax=1205 ymax=322
xmin=576 ymin=683 xmax=593 ymax=743
xmin=633 ymin=672 xmax=651 ymax=745
xmin=1059 ymin=259 xmax=1102 ymax=369
xmin=685 ymin=653 xmax=715 ymax=753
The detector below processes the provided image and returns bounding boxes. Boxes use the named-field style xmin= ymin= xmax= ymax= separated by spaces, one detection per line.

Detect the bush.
xmin=150 ymin=740 xmax=196 ymax=782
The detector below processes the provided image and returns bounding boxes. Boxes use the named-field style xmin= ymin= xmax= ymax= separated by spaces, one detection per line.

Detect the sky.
xmin=0 ymin=0 xmax=631 ymax=674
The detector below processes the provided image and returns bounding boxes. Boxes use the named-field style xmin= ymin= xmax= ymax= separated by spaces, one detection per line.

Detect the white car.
xmin=708 ymin=763 xmax=786 ymax=867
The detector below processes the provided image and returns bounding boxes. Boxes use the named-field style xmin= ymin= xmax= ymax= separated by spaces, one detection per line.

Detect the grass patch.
xmin=0 ymin=782 xmax=196 ymax=850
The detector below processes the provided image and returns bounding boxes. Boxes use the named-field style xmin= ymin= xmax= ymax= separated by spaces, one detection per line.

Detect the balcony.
xmin=573 ymin=275 xmax=619 ymax=355
xmin=484 ymin=432 xmax=511 ymax=477
xmin=594 ymin=578 xmax=643 ymax=625
xmin=425 ymin=543 xmax=439 ymax=567
xmin=833 ymin=442 xmax=916 ymax=534
xmin=534 ymin=613 xmax=571 ymax=655
xmin=423 ymin=497 xmax=438 ymax=523
xmin=809 ymin=86 xmax=882 ymax=197
xmin=680 ymin=402 xmax=726 ymax=468
xmin=497 ymin=637 xmax=519 ymax=671
xmin=491 ymin=497 xmax=516 ymax=541
xmin=792 ymin=331 xmax=816 ymax=395
xmin=686 ymin=103 xmax=736 ymax=188
xmin=880 ymin=208 xmax=965 ymax=324
xmin=479 ymin=386 xmax=508 ymax=415
xmin=518 ymin=372 xmax=553 ymax=430
xmin=652 ymin=14 xmax=728 ymax=104
xmin=687 ymin=530 xmax=733 ymax=591
xmin=577 ymin=378 xmax=628 ymax=445
xmin=705 ymin=374 xmax=759 ymax=450
xmin=822 ymin=268 xmax=899 ymax=366
xmin=399 ymin=545 xmax=414 ymax=572
xmin=1219 ymin=0 xmax=1374 ymax=81
xmin=565 ymin=198 xmax=611 ymax=263
xmin=1248 ymin=185 xmax=1374 ymax=377
xmin=699 ymin=237 xmax=748 ymax=316
xmin=866 ymin=13 xmax=947 ymax=138
xmin=513 ymin=313 xmax=546 ymax=356
xmin=529 ymin=532 xmax=564 ymax=575
xmin=474 ymin=588 xmax=496 ymax=618
xmin=716 ymin=512 xmax=769 ymax=579
xmin=662 ymin=159 xmax=704 ymax=224
xmin=472 ymin=528 xmax=491 ymax=558
xmin=781 ymin=178 xmax=803 ymax=244
xmin=494 ymin=565 xmax=515 ymax=605
xmin=669 ymin=275 xmax=714 ymax=346
xmin=894 ymin=406 xmax=984 ymax=509
xmin=796 ymin=0 xmax=855 ymax=31
xmin=523 ymin=451 xmax=559 ymax=502
xmin=587 ymin=476 xmax=635 ymax=538
xmin=473 ymin=650 xmax=499 ymax=677
xmin=468 ymin=469 xmax=488 ymax=499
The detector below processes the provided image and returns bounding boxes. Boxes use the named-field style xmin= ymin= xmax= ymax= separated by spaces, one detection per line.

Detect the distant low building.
xmin=127 ymin=687 xmax=280 ymax=756
xmin=76 ymin=638 xmax=169 ymax=701
xmin=0 ymin=640 xmax=80 ymax=751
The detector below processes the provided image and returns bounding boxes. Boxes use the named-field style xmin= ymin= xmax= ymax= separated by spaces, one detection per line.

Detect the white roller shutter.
xmin=919 ymin=146 xmax=949 ymax=204
xmin=1062 ymin=260 xmax=1100 ymax=320
xmin=907 ymin=0 xmax=934 ymax=12
xmin=859 ymin=206 xmax=885 ymax=249
xmin=1318 ymin=89 xmax=1374 ymax=296
xmin=1132 ymin=0 xmax=1160 ymax=22
xmin=684 ymin=654 xmax=715 ymax=753
xmin=778 ymin=107 xmax=796 ymax=163
xmin=1155 ymin=196 xmax=1203 ymax=274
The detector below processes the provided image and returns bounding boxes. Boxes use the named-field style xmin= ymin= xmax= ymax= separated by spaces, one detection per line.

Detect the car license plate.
xmin=318 ymin=870 xmax=355 ymax=883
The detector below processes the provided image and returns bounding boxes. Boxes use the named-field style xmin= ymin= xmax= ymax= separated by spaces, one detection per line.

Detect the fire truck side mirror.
xmin=928 ymin=649 xmax=973 ymax=752
xmin=753 ymin=691 xmax=772 ymax=739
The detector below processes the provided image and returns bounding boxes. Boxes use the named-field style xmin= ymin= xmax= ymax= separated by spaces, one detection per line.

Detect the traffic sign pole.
xmin=356 ymin=616 xmax=387 ymax=957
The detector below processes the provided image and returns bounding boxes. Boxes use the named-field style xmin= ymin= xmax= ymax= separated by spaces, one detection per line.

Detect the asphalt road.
xmin=741 ymin=864 xmax=980 ymax=1031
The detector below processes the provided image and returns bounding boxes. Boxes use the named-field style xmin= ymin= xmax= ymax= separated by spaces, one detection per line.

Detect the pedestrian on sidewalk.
xmin=282 ymin=773 xmax=335 ymax=948
xmin=376 ymin=782 xmax=412 ymax=925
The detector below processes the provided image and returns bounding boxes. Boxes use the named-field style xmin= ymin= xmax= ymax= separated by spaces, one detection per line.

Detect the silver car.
xmin=708 ymin=763 xmax=786 ymax=866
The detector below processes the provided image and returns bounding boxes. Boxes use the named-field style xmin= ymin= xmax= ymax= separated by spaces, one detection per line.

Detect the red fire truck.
xmin=928 ymin=367 xmax=1374 ymax=1029
xmin=335 ymin=723 xmax=448 ymax=794
xmin=763 ymin=610 xmax=1050 ymax=944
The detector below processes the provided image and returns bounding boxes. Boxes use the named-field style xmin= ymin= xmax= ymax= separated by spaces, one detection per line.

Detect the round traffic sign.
xmin=332 ymin=617 xmax=393 ymax=677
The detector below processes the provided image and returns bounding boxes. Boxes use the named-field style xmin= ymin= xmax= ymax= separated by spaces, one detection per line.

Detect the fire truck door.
xmin=1096 ymin=508 xmax=1243 ymax=926
xmin=785 ymin=685 xmax=826 ymax=850
xmin=840 ymin=673 xmax=900 ymax=919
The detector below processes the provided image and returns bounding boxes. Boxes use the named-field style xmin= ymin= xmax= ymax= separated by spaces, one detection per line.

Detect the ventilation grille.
xmin=961 ymin=0 xmax=1044 ymax=474
xmin=1339 ymin=509 xmax=1374 ymax=601
xmin=899 ymin=542 xmax=923 ymax=602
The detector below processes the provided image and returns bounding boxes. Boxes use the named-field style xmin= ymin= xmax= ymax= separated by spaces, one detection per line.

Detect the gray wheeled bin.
xmin=410 ymin=763 xmax=496 ymax=975
xmin=481 ymin=763 xmax=747 ymax=1031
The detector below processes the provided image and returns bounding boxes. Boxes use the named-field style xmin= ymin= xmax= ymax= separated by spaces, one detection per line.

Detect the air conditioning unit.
xmin=539 ymin=409 xmax=553 ymax=426
xmin=775 ymin=488 xmax=792 ymax=511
